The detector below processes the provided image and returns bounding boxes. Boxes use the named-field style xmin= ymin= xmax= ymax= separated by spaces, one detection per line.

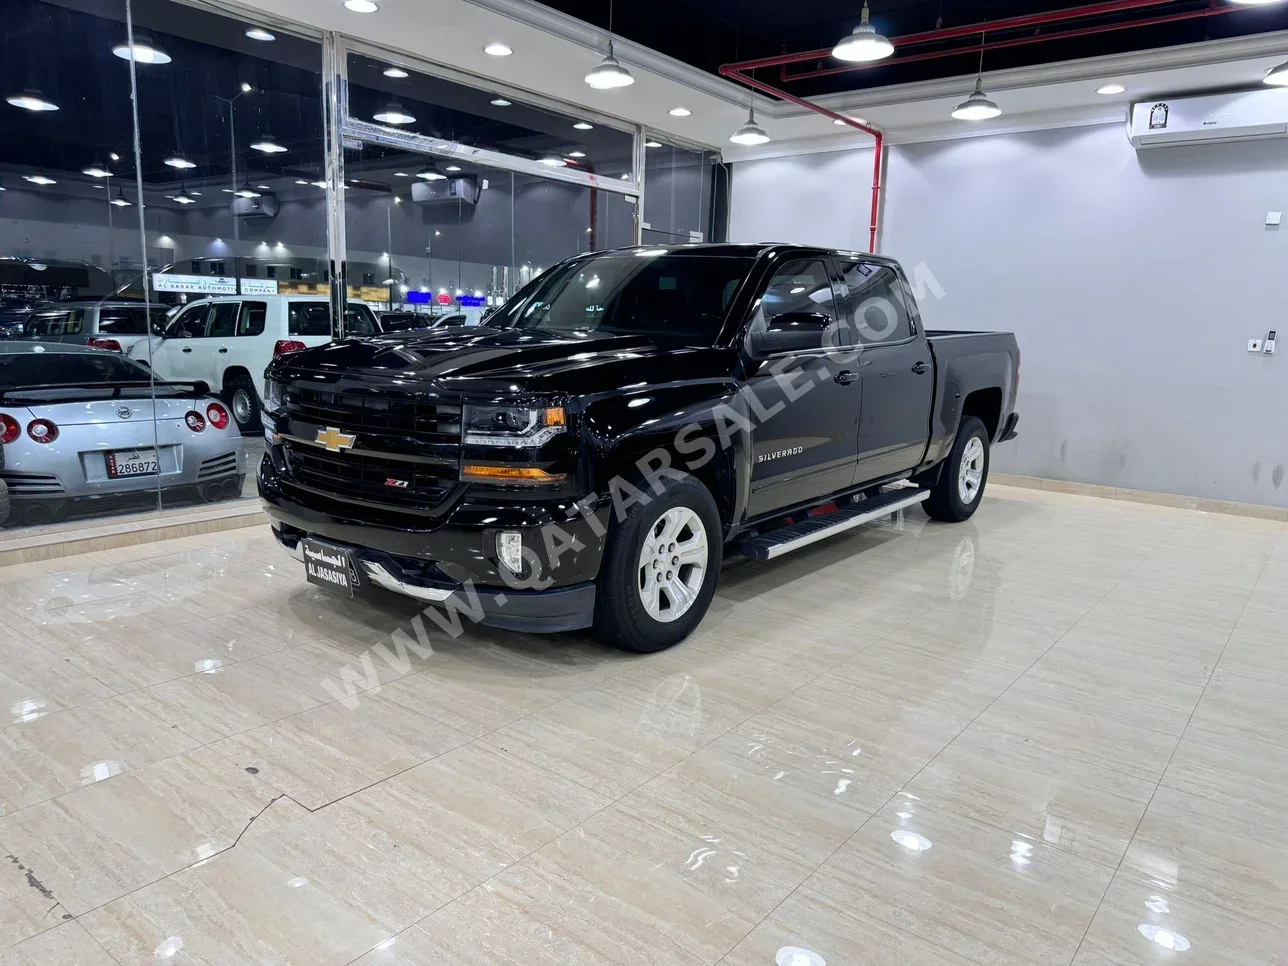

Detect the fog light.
xmin=497 ymin=531 xmax=523 ymax=574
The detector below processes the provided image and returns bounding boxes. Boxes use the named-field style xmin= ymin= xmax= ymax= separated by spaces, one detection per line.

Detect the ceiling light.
xmin=165 ymin=156 xmax=196 ymax=169
xmin=295 ymin=179 xmax=309 ymax=185
xmin=490 ymin=97 xmax=511 ymax=106
xmin=384 ymin=66 xmax=409 ymax=78
xmin=445 ymin=164 xmax=462 ymax=172
xmin=110 ymin=188 xmax=133 ymax=206
xmin=236 ymin=181 xmax=261 ymax=198
xmin=729 ymin=107 xmax=770 ymax=145
xmin=311 ymin=180 xmax=327 ymax=188
xmin=190 ymin=190 xmax=202 ymax=196
xmin=1096 ymin=83 xmax=1126 ymax=95
xmin=417 ymin=164 xmax=445 ymax=180
xmin=1264 ymin=60 xmax=1288 ymax=85
xmin=394 ymin=171 xmax=409 ymax=177
xmin=567 ymin=150 xmax=585 ymax=158
xmin=256 ymin=184 xmax=271 ymax=190
xmin=245 ymin=27 xmax=276 ymax=41
xmin=23 ymin=174 xmax=56 ymax=185
xmin=574 ymin=121 xmax=594 ymax=130
xmin=173 ymin=185 xmax=196 ymax=204
xmin=1230 ymin=0 xmax=1284 ymax=5
xmin=6 ymin=90 xmax=59 ymax=112
xmin=540 ymin=156 xmax=567 ymax=167
xmin=344 ymin=0 xmax=379 ymax=11
xmin=645 ymin=140 xmax=662 ymax=148
xmin=952 ymin=79 xmax=1002 ymax=120
xmin=241 ymin=82 xmax=253 ymax=93
xmin=832 ymin=3 xmax=894 ymax=62
xmin=484 ymin=42 xmax=513 ymax=56
xmin=669 ymin=107 xmax=691 ymax=117
xmin=373 ymin=101 xmax=416 ymax=125
xmin=112 ymin=40 xmax=171 ymax=65
xmin=250 ymin=134 xmax=288 ymax=153
xmin=109 ymin=152 xmax=121 ymax=162
xmin=83 ymin=161 xmax=113 ymax=178
xmin=585 ymin=40 xmax=634 ymax=89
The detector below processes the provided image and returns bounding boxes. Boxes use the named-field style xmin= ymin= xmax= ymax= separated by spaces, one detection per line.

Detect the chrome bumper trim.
xmin=359 ymin=561 xmax=456 ymax=602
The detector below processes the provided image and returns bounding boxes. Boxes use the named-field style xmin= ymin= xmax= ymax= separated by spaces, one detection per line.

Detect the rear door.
xmin=835 ymin=258 xmax=934 ymax=484
xmin=744 ymin=256 xmax=861 ymax=517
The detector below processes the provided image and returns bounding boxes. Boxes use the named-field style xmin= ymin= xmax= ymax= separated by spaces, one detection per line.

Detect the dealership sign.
xmin=240 ymin=278 xmax=280 ymax=295
xmin=153 ymin=273 xmax=236 ymax=295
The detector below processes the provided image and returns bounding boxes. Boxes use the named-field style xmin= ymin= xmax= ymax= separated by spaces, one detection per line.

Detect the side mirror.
xmin=746 ymin=311 xmax=834 ymax=358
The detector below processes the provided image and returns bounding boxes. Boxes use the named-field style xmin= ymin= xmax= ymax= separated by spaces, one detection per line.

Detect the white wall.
xmin=730 ymin=125 xmax=1288 ymax=508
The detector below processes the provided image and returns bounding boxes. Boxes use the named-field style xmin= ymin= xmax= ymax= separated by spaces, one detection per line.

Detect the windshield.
xmin=487 ymin=253 xmax=753 ymax=344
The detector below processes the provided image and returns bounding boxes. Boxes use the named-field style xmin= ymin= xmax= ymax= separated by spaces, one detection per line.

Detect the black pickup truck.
xmin=259 ymin=244 xmax=1019 ymax=652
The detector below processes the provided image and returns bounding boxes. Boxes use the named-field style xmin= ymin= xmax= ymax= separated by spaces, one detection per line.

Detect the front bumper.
xmin=271 ymin=523 xmax=596 ymax=633
xmin=259 ymin=455 xmax=605 ymax=633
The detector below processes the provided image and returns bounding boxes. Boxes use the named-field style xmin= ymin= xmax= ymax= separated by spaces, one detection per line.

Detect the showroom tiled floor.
xmin=0 ymin=484 xmax=1285 ymax=965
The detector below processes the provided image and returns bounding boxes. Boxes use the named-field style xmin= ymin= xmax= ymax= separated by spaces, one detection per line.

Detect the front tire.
xmin=593 ymin=474 xmax=722 ymax=653
xmin=923 ymin=416 xmax=990 ymax=522
xmin=225 ymin=374 xmax=262 ymax=434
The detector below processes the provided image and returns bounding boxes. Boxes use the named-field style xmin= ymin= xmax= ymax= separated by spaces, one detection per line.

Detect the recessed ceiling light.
xmin=165 ymin=156 xmax=196 ymax=169
xmin=393 ymin=171 xmax=409 ymax=177
xmin=484 ymin=42 xmax=513 ymax=56
xmin=573 ymin=121 xmax=594 ymax=130
xmin=295 ymin=179 xmax=309 ymax=185
xmin=567 ymin=150 xmax=585 ymax=158
xmin=490 ymin=97 xmax=512 ymax=106
xmin=383 ymin=66 xmax=409 ymax=78
xmin=112 ymin=41 xmax=171 ymax=64
xmin=373 ymin=101 xmax=416 ymax=125
xmin=1097 ymin=83 xmax=1126 ymax=95
xmin=245 ymin=27 xmax=276 ymax=41
xmin=190 ymin=190 xmax=202 ymax=196
xmin=645 ymin=140 xmax=662 ymax=148
xmin=344 ymin=0 xmax=379 ymax=11
xmin=250 ymin=134 xmax=288 ymax=153
xmin=256 ymin=184 xmax=271 ymax=190
xmin=7 ymin=90 xmax=59 ymax=112
xmin=23 ymin=174 xmax=57 ymax=185
xmin=445 ymin=164 xmax=462 ymax=172
xmin=241 ymin=82 xmax=253 ymax=93
xmin=668 ymin=107 xmax=691 ymax=117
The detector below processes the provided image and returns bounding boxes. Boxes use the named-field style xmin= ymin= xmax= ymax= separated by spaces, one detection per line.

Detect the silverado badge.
xmin=315 ymin=427 xmax=356 ymax=453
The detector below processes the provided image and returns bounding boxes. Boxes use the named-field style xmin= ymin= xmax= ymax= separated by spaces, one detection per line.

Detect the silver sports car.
xmin=0 ymin=343 xmax=245 ymax=526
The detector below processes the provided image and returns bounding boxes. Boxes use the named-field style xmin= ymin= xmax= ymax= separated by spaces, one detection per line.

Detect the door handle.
xmin=218 ymin=347 xmax=229 ymax=354
xmin=911 ymin=361 xmax=930 ymax=374
xmin=834 ymin=370 xmax=858 ymax=385
xmin=181 ymin=347 xmax=193 ymax=353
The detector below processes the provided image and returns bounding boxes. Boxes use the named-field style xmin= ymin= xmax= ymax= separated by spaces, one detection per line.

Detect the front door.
xmin=835 ymin=258 xmax=934 ymax=484
xmin=744 ymin=257 xmax=861 ymax=518
xmin=149 ymin=302 xmax=212 ymax=384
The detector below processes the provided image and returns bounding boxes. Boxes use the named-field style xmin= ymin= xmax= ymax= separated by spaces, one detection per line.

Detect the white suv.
xmin=128 ymin=296 xmax=379 ymax=432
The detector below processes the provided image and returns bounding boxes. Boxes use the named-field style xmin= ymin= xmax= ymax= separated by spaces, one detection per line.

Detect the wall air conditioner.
xmin=1129 ymin=88 xmax=1288 ymax=149
xmin=410 ymin=177 xmax=480 ymax=207
xmin=231 ymin=193 xmax=279 ymax=218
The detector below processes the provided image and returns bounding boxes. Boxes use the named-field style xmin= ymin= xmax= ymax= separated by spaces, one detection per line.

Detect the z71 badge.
xmin=757 ymin=446 xmax=804 ymax=464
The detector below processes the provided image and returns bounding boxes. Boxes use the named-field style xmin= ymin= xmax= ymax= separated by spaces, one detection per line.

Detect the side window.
xmin=288 ymin=302 xmax=332 ymax=337
xmin=836 ymin=260 xmax=912 ymax=345
xmin=345 ymin=304 xmax=377 ymax=335
xmin=98 ymin=308 xmax=148 ymax=335
xmin=206 ymin=303 xmax=240 ymax=338
xmin=166 ymin=303 xmax=211 ymax=339
xmin=752 ymin=258 xmax=840 ymax=332
xmin=238 ymin=301 xmax=267 ymax=337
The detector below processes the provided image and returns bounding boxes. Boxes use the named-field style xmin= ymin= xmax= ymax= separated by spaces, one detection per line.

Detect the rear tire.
xmin=593 ymin=473 xmax=722 ymax=653
xmin=225 ymin=374 xmax=262 ymax=435
xmin=923 ymin=416 xmax=990 ymax=523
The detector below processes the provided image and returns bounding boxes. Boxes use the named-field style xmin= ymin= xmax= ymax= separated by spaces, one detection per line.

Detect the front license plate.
xmin=105 ymin=449 xmax=158 ymax=478
xmin=303 ymin=539 xmax=358 ymax=597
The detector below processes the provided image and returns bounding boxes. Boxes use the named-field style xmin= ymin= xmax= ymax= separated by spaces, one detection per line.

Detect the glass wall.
xmin=0 ymin=4 xmax=711 ymax=533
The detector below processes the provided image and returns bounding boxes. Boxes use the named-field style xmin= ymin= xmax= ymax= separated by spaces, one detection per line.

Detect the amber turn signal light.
xmin=544 ymin=406 xmax=566 ymax=427
xmin=461 ymin=464 xmax=567 ymax=483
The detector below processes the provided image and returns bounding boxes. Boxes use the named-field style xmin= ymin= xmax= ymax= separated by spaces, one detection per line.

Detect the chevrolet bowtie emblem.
xmin=315 ymin=427 xmax=356 ymax=452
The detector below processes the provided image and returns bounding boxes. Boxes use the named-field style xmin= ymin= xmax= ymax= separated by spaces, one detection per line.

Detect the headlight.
xmin=463 ymin=404 xmax=566 ymax=448
xmin=263 ymin=378 xmax=286 ymax=416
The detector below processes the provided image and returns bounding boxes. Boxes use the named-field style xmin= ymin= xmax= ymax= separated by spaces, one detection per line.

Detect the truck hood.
xmin=276 ymin=328 xmax=734 ymax=397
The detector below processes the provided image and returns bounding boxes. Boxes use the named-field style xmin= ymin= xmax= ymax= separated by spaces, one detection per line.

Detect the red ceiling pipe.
xmin=726 ymin=0 xmax=1184 ymax=73
xmin=719 ymin=64 xmax=885 ymax=252
xmin=786 ymin=0 xmax=1231 ymax=81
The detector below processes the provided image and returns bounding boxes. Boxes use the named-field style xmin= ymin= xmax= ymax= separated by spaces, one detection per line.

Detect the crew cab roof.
xmin=575 ymin=243 xmax=902 ymax=267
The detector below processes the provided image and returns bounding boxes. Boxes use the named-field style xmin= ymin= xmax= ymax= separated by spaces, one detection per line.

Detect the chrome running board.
xmin=739 ymin=489 xmax=931 ymax=561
